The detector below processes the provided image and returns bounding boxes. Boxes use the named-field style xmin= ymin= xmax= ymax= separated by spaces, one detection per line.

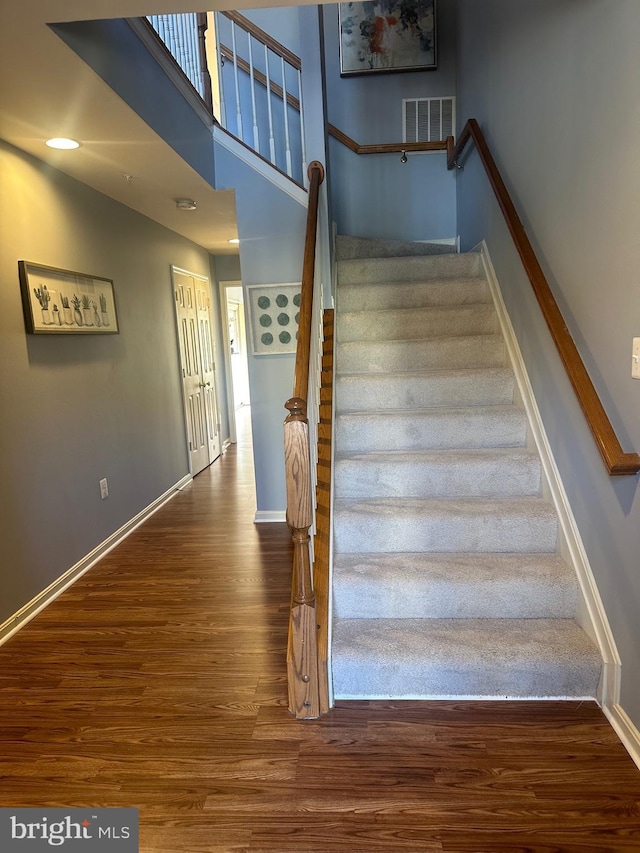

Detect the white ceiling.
xmin=1 ymin=0 xmax=314 ymax=254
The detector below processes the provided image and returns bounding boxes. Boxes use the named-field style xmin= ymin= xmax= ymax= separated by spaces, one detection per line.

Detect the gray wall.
xmin=240 ymin=6 xmax=302 ymax=55
xmin=207 ymin=255 xmax=232 ymax=443
xmin=214 ymin=142 xmax=307 ymax=514
xmin=0 ymin=140 xmax=221 ymax=624
xmin=212 ymin=5 xmax=331 ymax=515
xmin=214 ymin=255 xmax=242 ymax=282
xmin=323 ymin=1 xmax=457 ymax=241
xmin=456 ymin=0 xmax=640 ymax=727
xmin=56 ymin=10 xmax=310 ymax=516
xmin=298 ymin=4 xmax=332 ymax=306
xmin=53 ymin=19 xmax=216 ymax=186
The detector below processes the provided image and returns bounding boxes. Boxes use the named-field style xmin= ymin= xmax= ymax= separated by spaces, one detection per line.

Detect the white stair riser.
xmin=337 ymin=335 xmax=505 ymax=374
xmin=338 ymin=304 xmax=497 ymax=343
xmin=338 ymin=278 xmax=490 ymax=312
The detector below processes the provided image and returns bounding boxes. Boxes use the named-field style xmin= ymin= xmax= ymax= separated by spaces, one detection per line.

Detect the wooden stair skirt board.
xmin=330 ymin=237 xmax=604 ymax=702
xmin=313 ymin=308 xmax=333 ymax=715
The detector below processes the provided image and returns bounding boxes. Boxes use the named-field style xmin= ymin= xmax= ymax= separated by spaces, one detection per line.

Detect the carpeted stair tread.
xmin=330 ymin=241 xmax=602 ymax=702
xmin=336 ymin=367 xmax=515 ymax=411
xmin=337 ymin=334 xmax=506 ymax=374
xmin=334 ymin=448 xmax=541 ymax=498
xmin=338 ymin=277 xmax=490 ymax=312
xmin=332 ymin=618 xmax=602 ymax=699
xmin=338 ymin=303 xmax=497 ymax=342
xmin=335 ymin=405 xmax=528 ymax=451
xmin=338 ymin=252 xmax=481 ymax=285
xmin=336 ymin=234 xmax=456 ymax=260
xmin=334 ymin=496 xmax=558 ymax=553
xmin=333 ymin=553 xmax=577 ymax=619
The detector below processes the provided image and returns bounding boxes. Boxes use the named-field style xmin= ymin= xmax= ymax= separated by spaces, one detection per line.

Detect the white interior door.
xmin=194 ymin=276 xmax=222 ymax=464
xmin=173 ymin=268 xmax=219 ymax=475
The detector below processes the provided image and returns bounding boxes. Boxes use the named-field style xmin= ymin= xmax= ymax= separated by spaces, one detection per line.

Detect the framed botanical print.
xmin=19 ymin=261 xmax=118 ymax=334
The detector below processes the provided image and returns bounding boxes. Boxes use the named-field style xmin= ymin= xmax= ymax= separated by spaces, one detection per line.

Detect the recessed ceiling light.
xmin=45 ymin=137 xmax=81 ymax=150
xmin=228 ymin=238 xmax=240 ymax=244
xmin=175 ymin=198 xmax=197 ymax=211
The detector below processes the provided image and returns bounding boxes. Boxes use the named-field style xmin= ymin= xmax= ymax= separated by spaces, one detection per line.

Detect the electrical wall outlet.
xmin=99 ymin=478 xmax=109 ymax=500
xmin=633 ymin=338 xmax=640 ymax=380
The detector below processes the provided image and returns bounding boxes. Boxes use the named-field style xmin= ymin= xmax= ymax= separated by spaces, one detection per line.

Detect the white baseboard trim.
xmin=605 ymin=704 xmax=640 ymax=771
xmin=336 ymin=693 xmax=600 ymax=702
xmin=0 ymin=474 xmax=192 ymax=647
xmin=254 ymin=511 xmax=287 ymax=523
xmin=478 ymin=241 xmax=621 ymax=709
xmin=417 ymin=236 xmax=460 ymax=250
xmin=213 ymin=126 xmax=308 ymax=207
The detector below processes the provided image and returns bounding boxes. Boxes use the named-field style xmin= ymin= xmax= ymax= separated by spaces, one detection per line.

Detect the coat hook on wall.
xmin=400 ymin=150 xmax=408 ymax=164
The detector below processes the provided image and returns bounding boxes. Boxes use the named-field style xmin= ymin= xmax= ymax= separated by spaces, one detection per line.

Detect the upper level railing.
xmin=146 ymin=13 xmax=211 ymax=110
xmin=449 ymin=119 xmax=640 ymax=476
xmin=145 ymin=12 xmax=306 ymax=186
xmin=214 ymin=11 xmax=306 ymax=185
xmin=284 ymin=161 xmax=327 ymax=718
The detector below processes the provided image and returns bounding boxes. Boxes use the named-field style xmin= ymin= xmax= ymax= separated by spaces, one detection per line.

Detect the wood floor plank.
xmin=0 ymin=407 xmax=639 ymax=852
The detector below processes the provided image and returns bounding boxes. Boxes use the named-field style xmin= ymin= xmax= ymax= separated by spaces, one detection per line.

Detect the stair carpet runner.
xmin=331 ymin=237 xmax=602 ymax=700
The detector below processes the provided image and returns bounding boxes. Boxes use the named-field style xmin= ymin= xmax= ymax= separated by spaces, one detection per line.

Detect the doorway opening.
xmin=220 ymin=280 xmax=251 ymax=444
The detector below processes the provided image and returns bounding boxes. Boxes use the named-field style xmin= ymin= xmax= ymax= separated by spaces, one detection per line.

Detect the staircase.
xmin=331 ymin=237 xmax=602 ymax=700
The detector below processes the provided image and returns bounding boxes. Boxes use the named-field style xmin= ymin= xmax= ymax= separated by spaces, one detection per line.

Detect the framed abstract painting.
xmin=339 ymin=0 xmax=437 ymax=76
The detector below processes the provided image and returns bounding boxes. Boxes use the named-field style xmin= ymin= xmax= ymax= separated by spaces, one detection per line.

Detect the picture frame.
xmin=246 ymin=283 xmax=301 ymax=356
xmin=339 ymin=0 xmax=437 ymax=76
xmin=18 ymin=261 xmax=119 ymax=335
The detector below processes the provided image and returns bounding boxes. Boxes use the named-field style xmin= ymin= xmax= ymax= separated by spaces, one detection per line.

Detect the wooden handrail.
xmin=328 ymin=123 xmax=448 ymax=155
xmin=449 ymin=119 xmax=640 ymax=476
xmin=220 ymin=10 xmax=301 ymax=70
xmin=293 ymin=162 xmax=325 ymax=399
xmin=284 ymin=161 xmax=326 ymax=718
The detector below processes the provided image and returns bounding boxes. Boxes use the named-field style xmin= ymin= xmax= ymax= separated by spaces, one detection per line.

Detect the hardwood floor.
xmin=1 ymin=406 xmax=639 ymax=852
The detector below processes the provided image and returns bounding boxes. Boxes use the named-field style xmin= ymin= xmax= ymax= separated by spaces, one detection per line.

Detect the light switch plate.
xmin=633 ymin=338 xmax=640 ymax=380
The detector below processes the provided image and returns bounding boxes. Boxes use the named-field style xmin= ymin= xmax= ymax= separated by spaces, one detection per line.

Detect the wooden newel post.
xmin=284 ymin=396 xmax=320 ymax=718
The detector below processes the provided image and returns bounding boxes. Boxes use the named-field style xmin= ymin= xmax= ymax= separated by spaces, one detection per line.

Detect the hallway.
xmin=0 ymin=409 xmax=639 ymax=852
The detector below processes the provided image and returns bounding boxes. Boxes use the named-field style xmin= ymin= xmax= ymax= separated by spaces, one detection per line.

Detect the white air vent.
xmin=403 ymin=97 xmax=455 ymax=143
